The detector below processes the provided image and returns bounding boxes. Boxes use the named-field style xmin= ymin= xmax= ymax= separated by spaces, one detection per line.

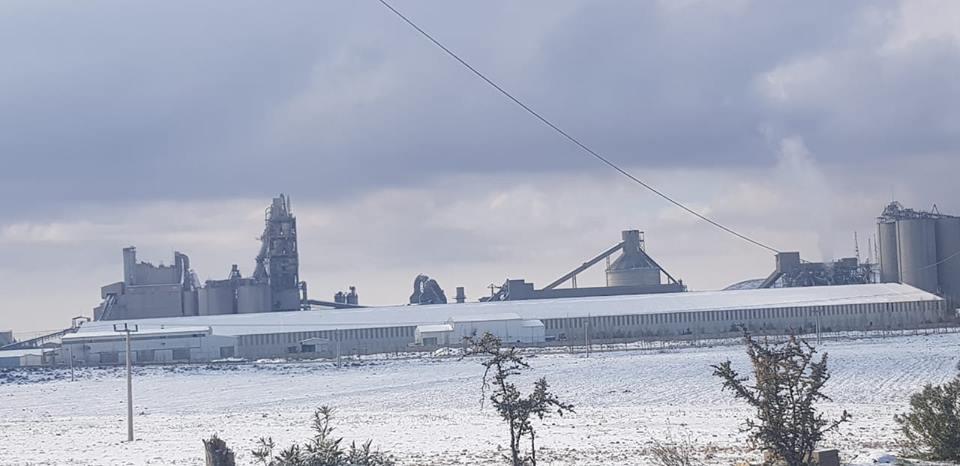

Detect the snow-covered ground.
xmin=1 ymin=332 xmax=958 ymax=465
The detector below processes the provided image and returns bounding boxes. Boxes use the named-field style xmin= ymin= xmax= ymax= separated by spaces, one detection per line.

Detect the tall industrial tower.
xmin=253 ymin=194 xmax=302 ymax=311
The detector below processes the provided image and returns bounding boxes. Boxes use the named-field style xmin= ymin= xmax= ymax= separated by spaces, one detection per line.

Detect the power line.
xmin=375 ymin=0 xmax=781 ymax=254
xmin=920 ymin=249 xmax=960 ymax=271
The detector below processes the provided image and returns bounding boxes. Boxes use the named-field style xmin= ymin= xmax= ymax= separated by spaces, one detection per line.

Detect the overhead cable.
xmin=375 ymin=0 xmax=781 ymax=254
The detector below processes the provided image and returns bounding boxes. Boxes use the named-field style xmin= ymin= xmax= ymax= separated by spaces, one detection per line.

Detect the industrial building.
xmin=727 ymin=252 xmax=873 ymax=290
xmin=60 ymin=283 xmax=945 ymax=364
xmin=0 ymin=348 xmax=48 ymax=368
xmin=483 ymin=230 xmax=685 ymax=301
xmin=0 ymin=330 xmax=13 ymax=347
xmin=95 ymin=195 xmax=309 ymax=321
xmin=877 ymin=202 xmax=960 ymax=308
xmin=4 ymin=197 xmax=944 ymax=367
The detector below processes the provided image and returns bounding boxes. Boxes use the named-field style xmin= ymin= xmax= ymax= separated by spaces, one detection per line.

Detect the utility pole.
xmin=815 ymin=308 xmax=822 ymax=346
xmin=67 ymin=346 xmax=74 ymax=382
xmin=585 ymin=315 xmax=591 ymax=357
xmin=113 ymin=323 xmax=138 ymax=442
xmin=336 ymin=328 xmax=342 ymax=369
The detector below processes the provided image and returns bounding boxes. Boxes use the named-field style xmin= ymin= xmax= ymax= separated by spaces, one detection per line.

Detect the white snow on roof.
xmin=63 ymin=326 xmax=211 ymax=342
xmin=416 ymin=324 xmax=454 ymax=333
xmin=0 ymin=348 xmax=47 ymax=358
xmin=73 ymin=283 xmax=940 ymax=338
xmin=449 ymin=313 xmax=522 ymax=323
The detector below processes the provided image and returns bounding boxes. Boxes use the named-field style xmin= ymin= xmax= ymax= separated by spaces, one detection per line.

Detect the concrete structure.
xmin=95 ymin=195 xmax=309 ymax=321
xmin=740 ymin=252 xmax=873 ymax=290
xmin=253 ymin=194 xmax=303 ymax=311
xmin=935 ymin=216 xmax=960 ymax=306
xmin=483 ymin=230 xmax=685 ymax=302
xmin=0 ymin=330 xmax=13 ymax=347
xmin=897 ymin=218 xmax=939 ymax=293
xmin=878 ymin=202 xmax=960 ymax=309
xmin=65 ymin=283 xmax=946 ymax=364
xmin=606 ymin=230 xmax=663 ymax=286
xmin=878 ymin=221 xmax=900 ymax=283
xmin=94 ymin=248 xmax=198 ymax=320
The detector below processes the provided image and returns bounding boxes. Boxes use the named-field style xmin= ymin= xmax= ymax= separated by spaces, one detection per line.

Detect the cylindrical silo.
xmin=878 ymin=221 xmax=900 ymax=283
xmin=182 ymin=289 xmax=199 ymax=316
xmin=606 ymin=230 xmax=662 ymax=287
xmin=897 ymin=218 xmax=939 ymax=293
xmin=199 ymin=282 xmax=236 ymax=315
xmin=237 ymin=283 xmax=271 ymax=314
xmin=606 ymin=267 xmax=662 ymax=286
xmin=935 ymin=217 xmax=960 ymax=300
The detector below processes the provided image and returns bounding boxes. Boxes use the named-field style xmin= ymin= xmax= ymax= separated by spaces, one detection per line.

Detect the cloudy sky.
xmin=2 ymin=1 xmax=958 ymax=336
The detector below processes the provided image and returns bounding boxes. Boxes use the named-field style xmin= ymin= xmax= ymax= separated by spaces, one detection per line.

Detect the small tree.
xmin=252 ymin=406 xmax=394 ymax=466
xmin=649 ymin=431 xmax=704 ymax=466
xmin=712 ymin=334 xmax=849 ymax=466
xmin=466 ymin=332 xmax=573 ymax=466
xmin=894 ymin=375 xmax=960 ymax=462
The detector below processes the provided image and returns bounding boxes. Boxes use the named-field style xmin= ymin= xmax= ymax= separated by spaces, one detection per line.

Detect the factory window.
xmin=286 ymin=346 xmax=298 ymax=354
xmin=172 ymin=348 xmax=191 ymax=361
xmin=137 ymin=350 xmax=155 ymax=362
xmin=100 ymin=352 xmax=119 ymax=364
xmin=219 ymin=346 xmax=235 ymax=358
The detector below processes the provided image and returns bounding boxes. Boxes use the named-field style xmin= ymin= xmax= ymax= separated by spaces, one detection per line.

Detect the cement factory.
xmin=1 ymin=196 xmax=958 ymax=367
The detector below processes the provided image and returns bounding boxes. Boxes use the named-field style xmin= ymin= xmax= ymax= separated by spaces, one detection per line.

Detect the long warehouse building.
xmin=61 ymin=283 xmax=949 ymax=364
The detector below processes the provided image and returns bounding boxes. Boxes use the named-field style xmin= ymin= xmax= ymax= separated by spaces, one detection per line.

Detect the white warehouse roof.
xmin=0 ymin=348 xmax=48 ymax=358
xmin=62 ymin=326 xmax=212 ymax=343
xmin=74 ymin=283 xmax=941 ymax=338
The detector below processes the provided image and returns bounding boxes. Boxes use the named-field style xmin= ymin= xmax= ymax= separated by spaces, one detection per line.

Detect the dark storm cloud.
xmin=0 ymin=0 xmax=957 ymax=218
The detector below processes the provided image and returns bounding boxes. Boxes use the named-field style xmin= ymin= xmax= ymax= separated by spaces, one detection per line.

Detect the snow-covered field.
xmin=1 ymin=333 xmax=958 ymax=465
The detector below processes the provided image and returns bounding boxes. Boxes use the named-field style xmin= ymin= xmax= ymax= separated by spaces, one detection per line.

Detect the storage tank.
xmin=878 ymin=221 xmax=900 ymax=283
xmin=605 ymin=230 xmax=662 ymax=287
xmin=182 ymin=290 xmax=199 ymax=316
xmin=935 ymin=217 xmax=960 ymax=300
xmin=897 ymin=218 xmax=939 ymax=293
xmin=199 ymin=281 xmax=235 ymax=315
xmin=237 ymin=283 xmax=271 ymax=314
